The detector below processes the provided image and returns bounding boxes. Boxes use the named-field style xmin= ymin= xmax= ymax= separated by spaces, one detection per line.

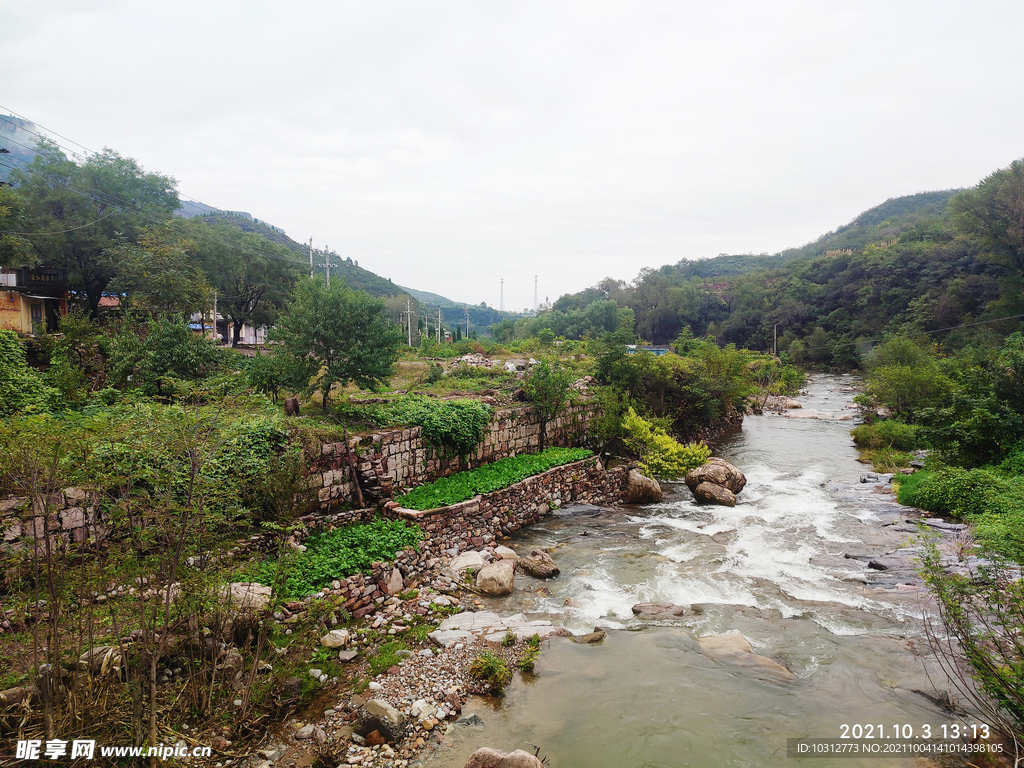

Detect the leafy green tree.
xmin=104 ymin=316 xmax=221 ymax=395
xmin=186 ymin=219 xmax=301 ymax=346
xmin=105 ymin=223 xmax=212 ymax=317
xmin=0 ymin=186 xmax=31 ymax=267
xmin=953 ymin=159 xmax=1024 ymax=285
xmin=271 ymin=277 xmax=404 ymax=410
xmin=12 ymin=141 xmax=180 ymax=316
xmin=522 ymin=359 xmax=574 ymax=450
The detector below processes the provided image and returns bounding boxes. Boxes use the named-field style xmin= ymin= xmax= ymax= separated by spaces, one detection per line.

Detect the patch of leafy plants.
xmin=395 ymin=447 xmax=593 ymax=510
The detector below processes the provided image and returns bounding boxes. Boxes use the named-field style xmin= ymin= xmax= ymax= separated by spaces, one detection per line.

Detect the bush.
xmin=0 ymin=329 xmax=59 ymax=416
xmin=395 ymin=447 xmax=593 ymax=510
xmin=249 ymin=518 xmax=424 ymax=598
xmin=850 ymin=420 xmax=921 ymax=451
xmin=622 ymin=407 xmax=710 ymax=480
xmin=384 ymin=397 xmax=492 ymax=457
xmin=919 ymin=542 xmax=1024 ymax=737
xmin=896 ymin=468 xmax=1024 ymax=519
xmin=468 ymin=650 xmax=512 ymax=693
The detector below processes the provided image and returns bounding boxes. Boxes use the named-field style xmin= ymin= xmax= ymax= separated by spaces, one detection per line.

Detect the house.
xmin=0 ymin=266 xmax=69 ymax=334
xmin=625 ymin=344 xmax=675 ymax=356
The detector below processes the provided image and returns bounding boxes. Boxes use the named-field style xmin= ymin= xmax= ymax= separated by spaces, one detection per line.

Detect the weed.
xmin=468 ymin=650 xmax=513 ymax=693
xmin=502 ymin=629 xmax=516 ymax=647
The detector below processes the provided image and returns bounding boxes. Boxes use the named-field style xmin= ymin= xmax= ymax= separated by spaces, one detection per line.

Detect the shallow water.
xmin=426 ymin=375 xmax=955 ymax=767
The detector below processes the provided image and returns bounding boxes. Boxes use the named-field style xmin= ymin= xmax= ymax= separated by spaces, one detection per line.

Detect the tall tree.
xmin=953 ymin=159 xmax=1024 ymax=280
xmin=271 ymin=277 xmax=404 ymax=409
xmin=12 ymin=141 xmax=180 ymax=316
xmin=187 ymin=219 xmax=300 ymax=346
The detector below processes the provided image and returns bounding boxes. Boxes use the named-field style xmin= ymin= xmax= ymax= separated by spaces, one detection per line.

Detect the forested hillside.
xmin=522 ymin=175 xmax=1022 ymax=365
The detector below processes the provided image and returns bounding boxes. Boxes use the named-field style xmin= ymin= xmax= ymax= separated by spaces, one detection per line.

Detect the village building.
xmin=0 ymin=266 xmax=69 ymax=334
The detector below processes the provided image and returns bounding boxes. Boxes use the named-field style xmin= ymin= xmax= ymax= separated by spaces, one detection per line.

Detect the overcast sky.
xmin=3 ymin=0 xmax=1023 ymax=310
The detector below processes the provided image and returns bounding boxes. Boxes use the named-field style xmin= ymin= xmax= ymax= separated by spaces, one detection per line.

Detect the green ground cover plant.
xmin=467 ymin=650 xmax=513 ymax=693
xmin=395 ymin=447 xmax=593 ymax=510
xmin=248 ymin=518 xmax=423 ymax=598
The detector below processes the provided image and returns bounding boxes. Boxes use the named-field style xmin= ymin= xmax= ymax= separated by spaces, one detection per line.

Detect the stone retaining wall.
xmin=384 ymin=456 xmax=631 ymax=559
xmin=305 ymin=402 xmax=596 ymax=509
xmin=0 ymin=488 xmax=106 ymax=550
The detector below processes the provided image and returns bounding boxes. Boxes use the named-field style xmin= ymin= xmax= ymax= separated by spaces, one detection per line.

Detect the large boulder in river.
xmin=693 ymin=482 xmax=736 ymax=507
xmin=632 ymin=602 xmax=687 ymax=618
xmin=519 ymin=550 xmax=559 ymax=579
xmin=464 ymin=748 xmax=545 ymax=768
xmin=697 ymin=631 xmax=795 ymax=681
xmin=476 ymin=560 xmax=515 ymax=596
xmin=685 ymin=458 xmax=746 ymax=494
xmin=625 ymin=469 xmax=663 ymax=503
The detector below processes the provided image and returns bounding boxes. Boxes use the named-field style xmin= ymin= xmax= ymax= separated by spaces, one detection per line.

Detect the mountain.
xmin=544 ymin=185 xmax=1015 ymax=356
xmin=398 ymin=284 xmax=517 ymax=329
xmin=0 ymin=116 xmax=41 ymax=184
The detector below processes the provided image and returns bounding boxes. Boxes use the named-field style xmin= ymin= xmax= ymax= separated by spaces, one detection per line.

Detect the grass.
xmin=369 ymin=641 xmax=409 ymax=676
xmin=467 ymin=650 xmax=512 ymax=693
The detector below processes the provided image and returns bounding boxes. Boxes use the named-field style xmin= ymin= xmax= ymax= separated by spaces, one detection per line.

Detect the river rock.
xmin=685 ymin=458 xmax=747 ymax=494
xmin=320 ymin=629 xmax=350 ymax=648
xmin=494 ymin=545 xmax=520 ymax=562
xmin=223 ymin=582 xmax=272 ymax=612
xmin=632 ymin=602 xmax=687 ymax=618
xmin=449 ymin=551 xmax=486 ymax=573
xmin=519 ymin=550 xmax=560 ymax=579
xmin=476 ymin=560 xmax=515 ymax=595
xmin=693 ymin=482 xmax=737 ymax=507
xmin=783 ymin=399 xmax=802 ymax=409
xmin=697 ymin=631 xmax=795 ymax=681
xmin=356 ymin=698 xmax=407 ymax=743
xmin=625 ymin=469 xmax=663 ymax=503
xmin=463 ymin=748 xmax=545 ymax=768
xmin=569 ymin=629 xmax=606 ymax=644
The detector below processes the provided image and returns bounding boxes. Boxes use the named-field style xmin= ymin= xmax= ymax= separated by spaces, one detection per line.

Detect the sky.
xmin=3 ymin=0 xmax=1023 ymax=310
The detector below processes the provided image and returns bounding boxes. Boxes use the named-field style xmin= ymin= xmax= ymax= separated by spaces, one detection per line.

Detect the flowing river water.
xmin=425 ymin=374 xmax=957 ymax=768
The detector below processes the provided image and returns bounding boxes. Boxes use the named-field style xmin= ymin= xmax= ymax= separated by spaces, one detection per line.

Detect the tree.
xmin=187 ymin=220 xmax=301 ymax=346
xmin=522 ymin=359 xmax=574 ymax=450
xmin=953 ymin=159 xmax=1024 ymax=283
xmin=271 ymin=277 xmax=404 ymax=409
xmin=105 ymin=223 xmax=212 ymax=317
xmin=12 ymin=141 xmax=180 ymax=316
xmin=0 ymin=186 xmax=31 ymax=267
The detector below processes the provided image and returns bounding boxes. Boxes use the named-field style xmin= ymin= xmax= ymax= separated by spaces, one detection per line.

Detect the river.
xmin=425 ymin=374 xmax=958 ymax=767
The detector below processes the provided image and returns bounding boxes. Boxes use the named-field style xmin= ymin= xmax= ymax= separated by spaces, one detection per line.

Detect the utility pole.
xmin=212 ymin=290 xmax=218 ymax=345
xmin=500 ymin=278 xmax=504 ymax=312
xmin=406 ymin=296 xmax=413 ymax=347
xmin=465 ymin=308 xmax=470 ymax=339
xmin=534 ymin=275 xmax=538 ymax=312
xmin=308 ymin=237 xmax=313 ymax=278
xmin=437 ymin=309 xmax=442 ymax=344
xmin=325 ymin=245 xmax=330 ymax=285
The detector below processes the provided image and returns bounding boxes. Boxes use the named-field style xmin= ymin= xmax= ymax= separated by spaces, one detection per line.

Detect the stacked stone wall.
xmin=384 ymin=456 xmax=630 ymax=558
xmin=306 ymin=402 xmax=596 ymax=510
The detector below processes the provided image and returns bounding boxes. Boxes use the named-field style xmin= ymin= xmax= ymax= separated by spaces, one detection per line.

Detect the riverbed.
xmin=425 ymin=374 xmax=958 ymax=768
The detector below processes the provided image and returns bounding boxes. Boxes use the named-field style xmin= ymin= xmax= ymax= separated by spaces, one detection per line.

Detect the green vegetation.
xmin=384 ymin=397 xmax=492 ymax=456
xmin=622 ymin=407 xmax=710 ymax=479
xmin=518 ymin=633 xmax=542 ymax=672
xmin=522 ymin=359 xmax=575 ymax=449
xmin=270 ymin=277 xmax=406 ymax=409
xmin=467 ymin=650 xmax=513 ymax=693
xmin=369 ymin=640 xmax=410 ymax=676
xmin=0 ymin=329 xmax=59 ymax=416
xmin=248 ymin=518 xmax=424 ymax=599
xmin=395 ymin=447 xmax=594 ymax=510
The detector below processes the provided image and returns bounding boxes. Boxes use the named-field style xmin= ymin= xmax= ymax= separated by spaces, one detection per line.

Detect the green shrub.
xmin=0 ymin=329 xmax=60 ymax=416
xmin=468 ymin=650 xmax=512 ymax=693
xmin=622 ymin=407 xmax=710 ymax=479
xmin=850 ymin=420 xmax=921 ymax=451
xmin=395 ymin=447 xmax=593 ymax=510
xmin=859 ymin=448 xmax=913 ymax=472
xmin=250 ymin=518 xmax=423 ymax=598
xmin=896 ymin=468 xmax=1024 ymax=519
xmin=384 ymin=397 xmax=492 ymax=457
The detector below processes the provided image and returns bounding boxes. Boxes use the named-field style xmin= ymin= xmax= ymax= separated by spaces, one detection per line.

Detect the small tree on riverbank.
xmin=271 ymin=277 xmax=404 ymax=410
xmin=522 ymin=359 xmax=574 ymax=450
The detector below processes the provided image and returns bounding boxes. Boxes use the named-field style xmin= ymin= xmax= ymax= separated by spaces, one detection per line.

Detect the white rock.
xmin=320 ymin=629 xmax=350 ymax=648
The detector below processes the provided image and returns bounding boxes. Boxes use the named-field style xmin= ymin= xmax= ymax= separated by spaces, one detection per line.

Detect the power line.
xmin=0 ymin=209 xmax=117 ymax=236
